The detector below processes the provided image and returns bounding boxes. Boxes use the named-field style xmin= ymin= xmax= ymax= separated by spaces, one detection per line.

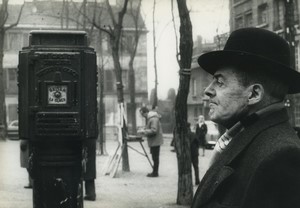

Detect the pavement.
xmin=0 ymin=135 xmax=213 ymax=208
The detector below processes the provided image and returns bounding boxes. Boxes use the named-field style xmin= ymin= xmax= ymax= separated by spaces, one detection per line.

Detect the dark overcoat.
xmin=83 ymin=139 xmax=96 ymax=180
xmin=191 ymin=109 xmax=300 ymax=208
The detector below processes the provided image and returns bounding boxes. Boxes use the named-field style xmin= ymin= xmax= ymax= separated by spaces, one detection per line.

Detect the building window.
xmin=8 ymin=104 xmax=18 ymax=124
xmin=102 ymin=36 xmax=111 ymax=53
xmin=273 ymin=0 xmax=281 ymax=30
xmin=23 ymin=33 xmax=30 ymax=47
xmin=8 ymin=68 xmax=17 ymax=81
xmin=5 ymin=68 xmax=18 ymax=94
xmin=191 ymin=78 xmax=197 ymax=97
xmin=258 ymin=3 xmax=268 ymax=25
xmin=295 ymin=99 xmax=300 ymax=126
xmin=235 ymin=16 xmax=244 ymax=29
xmin=5 ymin=32 xmax=23 ymax=51
xmin=193 ymin=107 xmax=198 ymax=120
xmin=123 ymin=34 xmax=135 ymax=51
xmin=104 ymin=70 xmax=114 ymax=92
xmin=245 ymin=12 xmax=253 ymax=27
xmin=122 ymin=69 xmax=128 ymax=90
xmin=296 ymin=41 xmax=300 ymax=73
xmin=294 ymin=0 xmax=300 ymax=25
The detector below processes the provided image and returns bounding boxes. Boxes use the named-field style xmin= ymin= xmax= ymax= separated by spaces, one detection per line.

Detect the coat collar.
xmin=216 ymin=108 xmax=288 ymax=167
xmin=192 ymin=109 xmax=289 ymax=207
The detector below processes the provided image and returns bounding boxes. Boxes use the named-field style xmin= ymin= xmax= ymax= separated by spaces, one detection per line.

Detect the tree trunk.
xmin=152 ymin=0 xmax=158 ymax=109
xmin=109 ymin=35 xmax=129 ymax=171
xmin=97 ymin=29 xmax=107 ymax=155
xmin=106 ymin=0 xmax=130 ymax=171
xmin=98 ymin=66 xmax=107 ymax=155
xmin=175 ymin=0 xmax=193 ymax=205
xmin=0 ymin=29 xmax=7 ymax=140
xmin=128 ymin=61 xmax=137 ymax=134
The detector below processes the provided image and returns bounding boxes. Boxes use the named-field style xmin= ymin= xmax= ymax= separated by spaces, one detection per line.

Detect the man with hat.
xmin=191 ymin=28 xmax=300 ymax=207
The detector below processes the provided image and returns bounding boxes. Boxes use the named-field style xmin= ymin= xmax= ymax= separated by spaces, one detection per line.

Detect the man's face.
xmin=140 ymin=111 xmax=148 ymax=118
xmin=198 ymin=116 xmax=204 ymax=123
xmin=204 ymin=67 xmax=250 ymax=128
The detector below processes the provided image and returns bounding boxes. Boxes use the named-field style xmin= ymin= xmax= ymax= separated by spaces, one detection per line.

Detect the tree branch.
xmin=171 ymin=0 xmax=180 ymax=66
xmin=117 ymin=0 xmax=129 ymax=29
xmin=105 ymin=0 xmax=117 ymax=27
xmin=0 ymin=0 xmax=9 ymax=28
xmin=5 ymin=3 xmax=25 ymax=31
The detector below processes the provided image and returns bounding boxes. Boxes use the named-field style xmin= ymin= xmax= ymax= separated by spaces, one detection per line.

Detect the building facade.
xmin=189 ymin=1 xmax=300 ymax=128
xmin=4 ymin=0 xmax=148 ymax=130
xmin=229 ymin=0 xmax=300 ymax=126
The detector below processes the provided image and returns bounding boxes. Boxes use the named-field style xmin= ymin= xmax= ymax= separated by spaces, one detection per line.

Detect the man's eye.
xmin=216 ymin=80 xmax=223 ymax=86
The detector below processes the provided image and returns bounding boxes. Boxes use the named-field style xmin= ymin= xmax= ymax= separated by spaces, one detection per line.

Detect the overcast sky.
xmin=6 ymin=0 xmax=230 ymax=99
xmin=141 ymin=0 xmax=230 ymax=99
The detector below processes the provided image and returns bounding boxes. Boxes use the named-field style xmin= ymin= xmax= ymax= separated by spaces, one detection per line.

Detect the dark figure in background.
xmin=170 ymin=128 xmax=176 ymax=152
xmin=138 ymin=107 xmax=164 ymax=177
xmin=20 ymin=140 xmax=33 ymax=189
xmin=192 ymin=28 xmax=300 ymax=208
xmin=83 ymin=140 xmax=96 ymax=201
xmin=188 ymin=122 xmax=200 ymax=185
xmin=195 ymin=115 xmax=207 ymax=156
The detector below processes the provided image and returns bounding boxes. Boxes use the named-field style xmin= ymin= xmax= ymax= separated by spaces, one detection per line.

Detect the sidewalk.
xmin=0 ymin=136 xmax=212 ymax=208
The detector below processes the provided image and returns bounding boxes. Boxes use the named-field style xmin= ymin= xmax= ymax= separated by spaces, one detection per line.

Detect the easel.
xmin=102 ymin=124 xmax=123 ymax=178
xmin=102 ymin=103 xmax=152 ymax=177
xmin=126 ymin=135 xmax=153 ymax=168
xmin=103 ymin=134 xmax=153 ymax=177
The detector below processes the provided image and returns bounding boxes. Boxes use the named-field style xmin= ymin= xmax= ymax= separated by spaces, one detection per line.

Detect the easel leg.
xmin=110 ymin=144 xmax=125 ymax=178
xmin=139 ymin=142 xmax=153 ymax=168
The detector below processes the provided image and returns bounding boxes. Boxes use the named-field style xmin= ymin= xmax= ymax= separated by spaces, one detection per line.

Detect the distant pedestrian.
xmin=170 ymin=128 xmax=176 ymax=152
xmin=138 ymin=107 xmax=164 ymax=177
xmin=188 ymin=122 xmax=200 ymax=185
xmin=20 ymin=140 xmax=33 ymax=189
xmin=83 ymin=140 xmax=96 ymax=201
xmin=195 ymin=115 xmax=207 ymax=156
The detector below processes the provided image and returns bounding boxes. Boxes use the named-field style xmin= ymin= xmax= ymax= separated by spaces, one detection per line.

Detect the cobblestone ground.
xmin=0 ymin=136 xmax=212 ymax=208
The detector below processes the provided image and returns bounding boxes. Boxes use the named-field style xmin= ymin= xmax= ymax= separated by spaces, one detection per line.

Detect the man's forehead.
xmin=213 ymin=67 xmax=239 ymax=77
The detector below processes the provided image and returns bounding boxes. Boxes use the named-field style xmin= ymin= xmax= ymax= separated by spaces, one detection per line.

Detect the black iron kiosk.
xmin=18 ymin=30 xmax=97 ymax=208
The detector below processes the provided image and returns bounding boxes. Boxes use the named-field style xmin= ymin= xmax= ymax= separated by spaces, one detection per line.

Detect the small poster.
xmin=48 ymin=85 xmax=67 ymax=105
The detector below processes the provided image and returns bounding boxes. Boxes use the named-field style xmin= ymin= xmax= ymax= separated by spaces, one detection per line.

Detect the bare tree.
xmin=92 ymin=0 xmax=130 ymax=171
xmin=172 ymin=0 xmax=194 ymax=205
xmin=71 ymin=0 xmax=107 ymax=155
xmin=58 ymin=0 xmax=132 ymax=157
xmin=97 ymin=29 xmax=108 ymax=155
xmin=123 ymin=0 xmax=143 ymax=134
xmin=0 ymin=0 xmax=24 ymax=140
xmin=70 ymin=0 xmax=128 ymax=158
xmin=152 ymin=0 xmax=158 ymax=109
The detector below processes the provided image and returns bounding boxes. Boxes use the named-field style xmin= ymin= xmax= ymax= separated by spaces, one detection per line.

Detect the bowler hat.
xmin=198 ymin=27 xmax=300 ymax=94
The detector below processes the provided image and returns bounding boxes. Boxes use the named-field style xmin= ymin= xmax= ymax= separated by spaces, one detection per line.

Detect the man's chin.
xmin=209 ymin=114 xmax=220 ymax=124
xmin=208 ymin=111 xmax=216 ymax=120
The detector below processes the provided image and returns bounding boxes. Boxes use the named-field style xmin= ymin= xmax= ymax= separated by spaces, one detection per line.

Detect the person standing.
xmin=138 ymin=107 xmax=163 ymax=177
xmin=188 ymin=122 xmax=200 ymax=185
xmin=83 ymin=140 xmax=96 ymax=201
xmin=20 ymin=140 xmax=33 ymax=189
xmin=191 ymin=28 xmax=300 ymax=208
xmin=195 ymin=115 xmax=207 ymax=156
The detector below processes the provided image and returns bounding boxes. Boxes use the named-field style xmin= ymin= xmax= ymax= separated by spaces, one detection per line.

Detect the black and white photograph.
xmin=1 ymin=0 xmax=300 ymax=207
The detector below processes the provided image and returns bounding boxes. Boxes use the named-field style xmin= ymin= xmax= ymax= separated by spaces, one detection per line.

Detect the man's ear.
xmin=248 ymin=84 xmax=264 ymax=105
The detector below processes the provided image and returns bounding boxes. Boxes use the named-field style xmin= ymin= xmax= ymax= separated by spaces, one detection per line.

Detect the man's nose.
xmin=204 ymin=83 xmax=215 ymax=97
